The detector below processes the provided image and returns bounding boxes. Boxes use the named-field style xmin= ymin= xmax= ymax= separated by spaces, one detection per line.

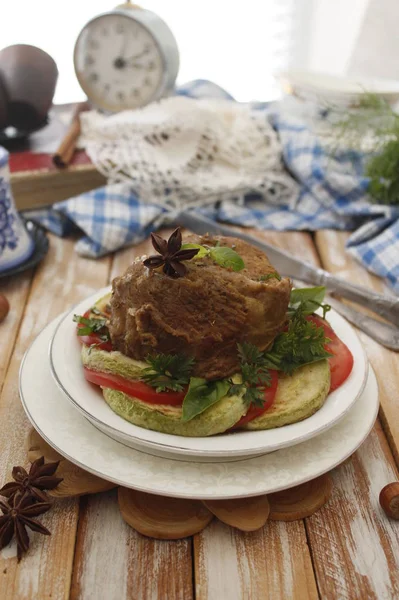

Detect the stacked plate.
xmin=277 ymin=70 xmax=399 ymax=107
xmin=19 ymin=287 xmax=378 ymax=499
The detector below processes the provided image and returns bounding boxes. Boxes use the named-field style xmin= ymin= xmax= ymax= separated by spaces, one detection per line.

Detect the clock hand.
xmin=127 ymin=62 xmax=145 ymax=70
xmin=120 ymin=34 xmax=129 ymax=58
xmin=125 ymin=48 xmax=150 ymax=63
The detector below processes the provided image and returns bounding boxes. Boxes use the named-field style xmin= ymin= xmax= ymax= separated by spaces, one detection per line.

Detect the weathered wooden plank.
xmin=193 ymin=230 xmax=319 ymax=600
xmin=255 ymin=229 xmax=399 ymax=599
xmin=305 ymin=229 xmax=399 ymax=598
xmin=126 ymin=522 xmax=193 ymax=600
xmin=257 ymin=229 xmax=320 ymax=264
xmin=307 ymin=421 xmax=399 ymax=599
xmin=70 ymin=490 xmax=193 ymax=600
xmin=0 ymin=269 xmax=33 ymax=396
xmin=315 ymin=230 xmax=399 ymax=466
xmin=195 ymin=519 xmax=318 ymax=600
xmin=0 ymin=234 xmax=110 ymax=600
xmin=71 ymin=234 xmax=194 ymax=600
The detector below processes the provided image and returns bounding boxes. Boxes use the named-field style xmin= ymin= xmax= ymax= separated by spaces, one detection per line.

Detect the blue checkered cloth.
xmin=23 ymin=84 xmax=399 ymax=293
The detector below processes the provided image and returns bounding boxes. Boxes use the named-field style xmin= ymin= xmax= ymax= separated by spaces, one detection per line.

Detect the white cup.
xmin=0 ymin=146 xmax=34 ymax=272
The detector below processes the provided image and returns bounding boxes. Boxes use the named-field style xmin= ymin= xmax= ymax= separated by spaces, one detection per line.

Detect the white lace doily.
xmin=80 ymin=96 xmax=298 ymax=210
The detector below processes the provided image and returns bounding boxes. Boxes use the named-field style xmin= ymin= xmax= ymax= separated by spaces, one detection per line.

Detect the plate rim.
xmin=49 ymin=286 xmax=369 ymax=458
xmin=19 ymin=317 xmax=379 ymax=499
xmin=278 ymin=70 xmax=399 ymax=96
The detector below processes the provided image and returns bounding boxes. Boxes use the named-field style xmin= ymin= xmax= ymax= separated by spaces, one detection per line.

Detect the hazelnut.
xmin=0 ymin=294 xmax=9 ymax=322
xmin=379 ymin=482 xmax=399 ymax=519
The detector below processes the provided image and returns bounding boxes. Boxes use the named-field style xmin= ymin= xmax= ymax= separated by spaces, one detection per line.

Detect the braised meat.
xmin=109 ymin=234 xmax=291 ymax=380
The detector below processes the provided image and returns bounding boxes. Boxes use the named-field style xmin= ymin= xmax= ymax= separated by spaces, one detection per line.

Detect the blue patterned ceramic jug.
xmin=0 ymin=146 xmax=34 ymax=272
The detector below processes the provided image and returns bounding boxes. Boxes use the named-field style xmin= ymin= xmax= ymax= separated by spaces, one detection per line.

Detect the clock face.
xmin=74 ymin=13 xmax=164 ymax=111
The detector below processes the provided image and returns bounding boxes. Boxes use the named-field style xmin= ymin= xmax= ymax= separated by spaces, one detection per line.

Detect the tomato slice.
xmin=77 ymin=335 xmax=113 ymax=352
xmin=76 ymin=310 xmax=113 ymax=352
xmin=307 ymin=315 xmax=354 ymax=392
xmin=83 ymin=367 xmax=186 ymax=405
xmin=231 ymin=369 xmax=279 ymax=429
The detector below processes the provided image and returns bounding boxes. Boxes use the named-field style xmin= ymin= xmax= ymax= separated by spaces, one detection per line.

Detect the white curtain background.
xmin=0 ymin=0 xmax=396 ymax=104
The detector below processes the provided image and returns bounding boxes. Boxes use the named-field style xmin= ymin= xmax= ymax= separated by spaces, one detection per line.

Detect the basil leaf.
xmin=290 ymin=286 xmax=326 ymax=306
xmin=209 ymin=246 xmax=245 ymax=271
xmin=181 ymin=243 xmax=209 ymax=258
xmin=289 ymin=286 xmax=326 ymax=316
xmin=182 ymin=377 xmax=231 ymax=422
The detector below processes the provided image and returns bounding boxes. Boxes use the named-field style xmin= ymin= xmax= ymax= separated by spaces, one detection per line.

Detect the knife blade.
xmin=176 ymin=210 xmax=399 ymax=326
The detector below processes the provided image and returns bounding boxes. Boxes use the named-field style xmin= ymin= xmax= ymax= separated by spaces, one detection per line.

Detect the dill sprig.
xmin=140 ymin=354 xmax=195 ymax=393
xmin=331 ymin=92 xmax=399 ymax=205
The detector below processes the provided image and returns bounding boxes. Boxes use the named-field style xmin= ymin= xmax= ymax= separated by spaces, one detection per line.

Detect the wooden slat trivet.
xmin=28 ymin=428 xmax=116 ymax=496
xmin=118 ymin=488 xmax=214 ymax=539
xmin=203 ymin=495 xmax=270 ymax=531
xmin=26 ymin=428 xmax=333 ymax=539
xmin=268 ymin=474 xmax=333 ymax=521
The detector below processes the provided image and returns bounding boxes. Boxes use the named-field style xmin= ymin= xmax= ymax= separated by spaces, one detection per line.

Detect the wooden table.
xmin=1 ymin=228 xmax=399 ymax=600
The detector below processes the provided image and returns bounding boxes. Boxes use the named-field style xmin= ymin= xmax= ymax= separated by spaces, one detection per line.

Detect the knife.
xmin=326 ymin=297 xmax=399 ymax=350
xmin=176 ymin=211 xmax=399 ymax=327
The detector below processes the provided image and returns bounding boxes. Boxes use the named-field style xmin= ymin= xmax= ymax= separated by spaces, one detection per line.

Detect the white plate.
xmin=21 ymin=317 xmax=378 ymax=499
xmin=278 ymin=70 xmax=399 ymax=104
xmin=49 ymin=287 xmax=368 ymax=460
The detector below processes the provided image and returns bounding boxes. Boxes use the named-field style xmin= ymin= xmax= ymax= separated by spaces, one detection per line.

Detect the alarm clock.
xmin=73 ymin=2 xmax=179 ymax=112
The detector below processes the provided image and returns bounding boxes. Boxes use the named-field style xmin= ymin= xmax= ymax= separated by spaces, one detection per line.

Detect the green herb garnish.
xmin=181 ymin=243 xmax=209 ymax=258
xmin=288 ymin=286 xmax=331 ymax=319
xmin=263 ymin=308 xmax=331 ymax=374
xmin=73 ymin=314 xmax=110 ymax=341
xmin=140 ymin=354 xmax=195 ymax=393
xmin=259 ymin=273 xmax=282 ymax=282
xmin=182 ymin=378 xmax=231 ymax=422
xmin=229 ymin=342 xmax=272 ymax=407
xmin=181 ymin=242 xmax=245 ymax=272
xmin=90 ymin=306 xmax=110 ymax=318
xmin=331 ymin=92 xmax=399 ymax=205
xmin=209 ymin=246 xmax=245 ymax=271
xmin=180 ymin=286 xmax=331 ymax=419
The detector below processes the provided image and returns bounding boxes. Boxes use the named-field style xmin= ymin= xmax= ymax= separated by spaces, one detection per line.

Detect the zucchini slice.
xmin=82 ymin=345 xmax=147 ymax=381
xmin=243 ymin=360 xmax=330 ymax=430
xmin=102 ymin=387 xmax=247 ymax=437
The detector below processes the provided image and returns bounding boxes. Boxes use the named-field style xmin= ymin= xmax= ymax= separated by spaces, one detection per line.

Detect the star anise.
xmin=0 ymin=493 xmax=51 ymax=561
xmin=0 ymin=457 xmax=63 ymax=503
xmin=143 ymin=227 xmax=199 ymax=277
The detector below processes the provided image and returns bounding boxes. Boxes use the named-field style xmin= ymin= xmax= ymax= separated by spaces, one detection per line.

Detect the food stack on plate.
xmin=20 ymin=227 xmax=375 ymax=517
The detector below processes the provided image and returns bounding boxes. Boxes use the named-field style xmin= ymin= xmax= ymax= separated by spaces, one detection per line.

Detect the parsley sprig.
xmin=262 ymin=287 xmax=332 ymax=374
xmin=140 ymin=354 xmax=195 ymax=392
xmin=73 ymin=314 xmax=111 ymax=343
xmin=231 ymin=287 xmax=332 ymax=399
xmin=263 ymin=308 xmax=332 ymax=374
xmin=229 ymin=343 xmax=272 ymax=407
